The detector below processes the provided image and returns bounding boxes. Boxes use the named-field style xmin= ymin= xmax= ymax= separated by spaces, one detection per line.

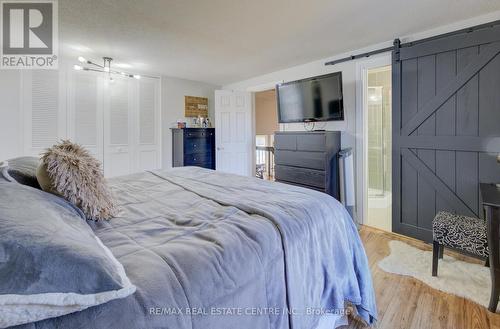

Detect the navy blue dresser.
xmin=171 ymin=128 xmax=215 ymax=169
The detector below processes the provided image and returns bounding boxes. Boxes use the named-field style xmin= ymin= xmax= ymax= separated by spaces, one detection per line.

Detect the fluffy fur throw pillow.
xmin=37 ymin=140 xmax=118 ymax=221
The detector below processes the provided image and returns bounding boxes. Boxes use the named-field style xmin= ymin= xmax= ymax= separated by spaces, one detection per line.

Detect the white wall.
xmin=223 ymin=11 xmax=500 ymax=222
xmin=161 ymin=76 xmax=220 ymax=168
xmin=0 ymin=71 xmax=22 ymax=160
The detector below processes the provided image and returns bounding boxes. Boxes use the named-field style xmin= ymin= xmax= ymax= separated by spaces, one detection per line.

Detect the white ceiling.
xmin=59 ymin=0 xmax=500 ymax=85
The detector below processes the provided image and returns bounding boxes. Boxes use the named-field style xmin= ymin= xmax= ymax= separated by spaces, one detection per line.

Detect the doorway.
xmin=214 ymin=90 xmax=253 ymax=176
xmin=254 ymin=89 xmax=278 ymax=180
xmin=364 ymin=65 xmax=392 ymax=232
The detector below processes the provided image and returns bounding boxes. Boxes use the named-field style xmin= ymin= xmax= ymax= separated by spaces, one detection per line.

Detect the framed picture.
xmin=185 ymin=96 xmax=208 ymax=117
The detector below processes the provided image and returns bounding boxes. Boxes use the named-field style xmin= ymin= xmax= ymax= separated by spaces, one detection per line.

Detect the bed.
xmin=11 ymin=166 xmax=376 ymax=329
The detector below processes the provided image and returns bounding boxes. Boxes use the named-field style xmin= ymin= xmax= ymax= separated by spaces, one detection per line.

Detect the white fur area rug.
xmin=378 ymin=240 xmax=495 ymax=310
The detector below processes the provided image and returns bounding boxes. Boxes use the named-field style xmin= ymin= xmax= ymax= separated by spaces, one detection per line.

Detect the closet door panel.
xmin=137 ymin=78 xmax=161 ymax=171
xmin=104 ymin=78 xmax=134 ymax=177
xmin=23 ymin=70 xmax=64 ymax=156
xmin=70 ymin=71 xmax=103 ymax=162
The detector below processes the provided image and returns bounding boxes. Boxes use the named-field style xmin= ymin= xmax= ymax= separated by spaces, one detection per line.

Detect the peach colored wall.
xmin=255 ymin=90 xmax=279 ymax=136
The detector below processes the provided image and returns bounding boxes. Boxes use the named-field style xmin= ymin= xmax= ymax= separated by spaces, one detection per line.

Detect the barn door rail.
xmin=325 ymin=19 xmax=500 ymax=66
xmin=324 ymin=40 xmax=399 ymax=66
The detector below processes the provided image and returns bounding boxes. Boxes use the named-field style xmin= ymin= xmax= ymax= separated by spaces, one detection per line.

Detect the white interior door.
xmin=215 ymin=90 xmax=252 ymax=176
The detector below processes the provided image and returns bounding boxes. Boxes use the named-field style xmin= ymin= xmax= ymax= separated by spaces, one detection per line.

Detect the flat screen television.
xmin=276 ymin=72 xmax=344 ymax=123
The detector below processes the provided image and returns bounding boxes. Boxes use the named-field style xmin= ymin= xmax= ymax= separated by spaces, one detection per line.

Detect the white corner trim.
xmin=354 ymin=55 xmax=391 ymax=225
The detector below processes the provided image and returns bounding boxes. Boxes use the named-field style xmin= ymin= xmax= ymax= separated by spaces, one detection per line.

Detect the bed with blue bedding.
xmin=13 ymin=166 xmax=376 ymax=329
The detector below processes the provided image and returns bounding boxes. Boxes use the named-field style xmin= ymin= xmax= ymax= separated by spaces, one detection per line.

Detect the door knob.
xmin=217 ymin=147 xmax=224 ymax=151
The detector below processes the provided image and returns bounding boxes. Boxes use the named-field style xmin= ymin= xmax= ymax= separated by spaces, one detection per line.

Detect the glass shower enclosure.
xmin=366 ymin=66 xmax=392 ymax=231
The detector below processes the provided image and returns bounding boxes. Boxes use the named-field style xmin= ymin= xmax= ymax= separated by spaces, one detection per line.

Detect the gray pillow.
xmin=4 ymin=156 xmax=41 ymax=189
xmin=0 ymin=181 xmax=136 ymax=328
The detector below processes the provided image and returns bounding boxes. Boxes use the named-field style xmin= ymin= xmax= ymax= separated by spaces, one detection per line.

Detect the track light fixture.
xmin=73 ymin=56 xmax=155 ymax=80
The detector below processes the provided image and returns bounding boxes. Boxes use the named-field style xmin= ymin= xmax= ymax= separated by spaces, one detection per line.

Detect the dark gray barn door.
xmin=392 ymin=25 xmax=500 ymax=242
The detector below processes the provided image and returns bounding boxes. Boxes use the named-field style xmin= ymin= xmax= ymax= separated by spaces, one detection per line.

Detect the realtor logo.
xmin=1 ymin=0 xmax=58 ymax=69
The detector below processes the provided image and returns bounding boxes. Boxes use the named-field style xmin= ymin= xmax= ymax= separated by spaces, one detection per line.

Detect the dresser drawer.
xmin=184 ymin=129 xmax=214 ymax=139
xmin=275 ymin=133 xmax=326 ymax=152
xmin=296 ymin=134 xmax=326 ymax=152
xmin=275 ymin=165 xmax=325 ymax=188
xmin=274 ymin=150 xmax=326 ymax=170
xmin=184 ymin=152 xmax=213 ymax=166
xmin=188 ymin=161 xmax=214 ymax=169
xmin=275 ymin=134 xmax=297 ymax=150
xmin=276 ymin=180 xmax=326 ymax=193
xmin=184 ymin=138 xmax=212 ymax=154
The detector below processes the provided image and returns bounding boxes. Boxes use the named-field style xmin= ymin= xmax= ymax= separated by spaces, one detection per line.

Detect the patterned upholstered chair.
xmin=432 ymin=211 xmax=499 ymax=312
xmin=432 ymin=211 xmax=489 ymax=278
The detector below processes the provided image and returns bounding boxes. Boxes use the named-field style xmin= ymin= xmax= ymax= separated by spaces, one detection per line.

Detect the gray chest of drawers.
xmin=274 ymin=131 xmax=341 ymax=200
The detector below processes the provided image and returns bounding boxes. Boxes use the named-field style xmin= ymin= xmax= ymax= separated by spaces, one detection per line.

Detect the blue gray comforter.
xmin=16 ymin=167 xmax=376 ymax=329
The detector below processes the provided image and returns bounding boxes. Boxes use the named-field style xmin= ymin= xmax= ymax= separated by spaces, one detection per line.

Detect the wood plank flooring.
xmin=343 ymin=226 xmax=500 ymax=329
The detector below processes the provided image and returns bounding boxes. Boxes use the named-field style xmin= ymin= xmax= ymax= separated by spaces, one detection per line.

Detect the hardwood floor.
xmin=343 ymin=226 xmax=500 ymax=329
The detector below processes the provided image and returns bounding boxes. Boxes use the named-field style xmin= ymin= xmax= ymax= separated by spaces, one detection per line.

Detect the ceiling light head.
xmin=75 ymin=55 xmax=149 ymax=80
xmin=103 ymin=57 xmax=113 ymax=72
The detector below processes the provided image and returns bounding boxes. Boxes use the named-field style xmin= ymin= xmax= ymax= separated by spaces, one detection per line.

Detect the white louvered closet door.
xmin=22 ymin=70 xmax=66 ymax=156
xmin=69 ymin=70 xmax=103 ymax=163
xmin=103 ymin=77 xmax=134 ymax=178
xmin=21 ymin=67 xmax=161 ymax=177
xmin=136 ymin=78 xmax=161 ymax=171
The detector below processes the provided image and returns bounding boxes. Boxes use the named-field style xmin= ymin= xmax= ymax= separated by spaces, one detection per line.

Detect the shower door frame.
xmin=355 ymin=54 xmax=392 ymax=227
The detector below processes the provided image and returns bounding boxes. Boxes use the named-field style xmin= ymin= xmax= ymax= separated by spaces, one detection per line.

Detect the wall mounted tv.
xmin=276 ymin=72 xmax=344 ymax=123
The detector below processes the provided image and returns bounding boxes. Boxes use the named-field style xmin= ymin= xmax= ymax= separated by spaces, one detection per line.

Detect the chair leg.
xmin=489 ymin=277 xmax=499 ymax=312
xmin=432 ymin=241 xmax=439 ymax=277
xmin=486 ymin=258 xmax=490 ymax=267
xmin=439 ymin=245 xmax=444 ymax=259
